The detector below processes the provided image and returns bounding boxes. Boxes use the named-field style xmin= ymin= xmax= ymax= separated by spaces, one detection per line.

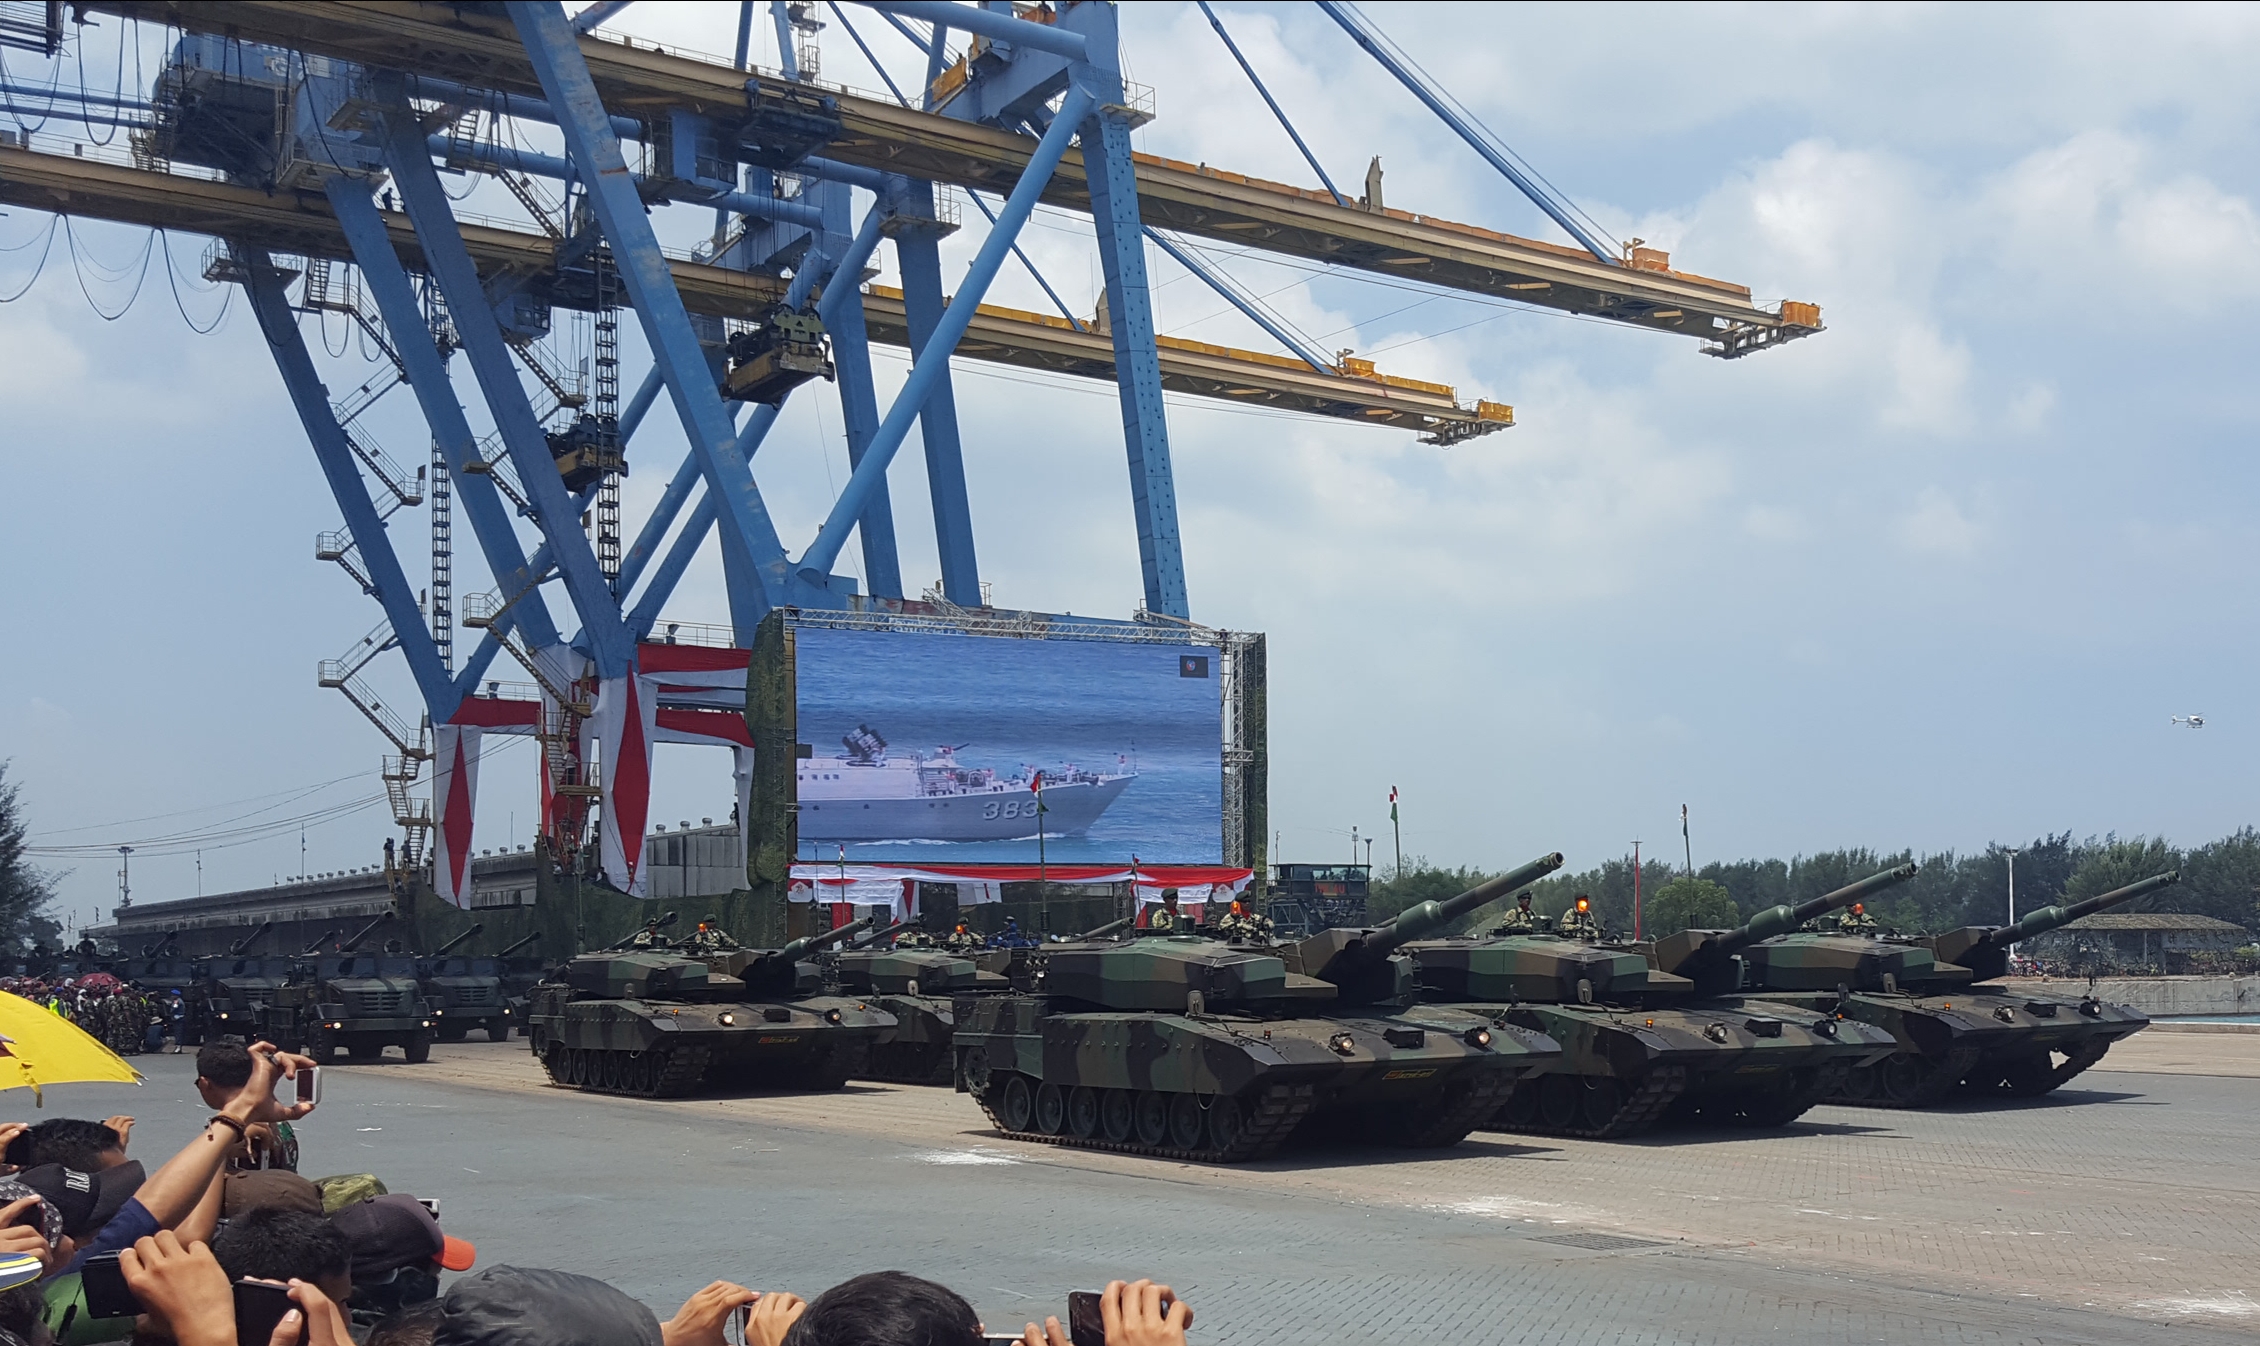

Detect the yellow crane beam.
xmin=88 ymin=0 xmax=1819 ymax=356
xmin=0 ymin=143 xmax=1510 ymax=438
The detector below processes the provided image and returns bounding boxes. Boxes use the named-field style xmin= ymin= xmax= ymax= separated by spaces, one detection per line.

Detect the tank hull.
xmin=1756 ymin=987 xmax=2149 ymax=1106
xmin=1453 ymin=998 xmax=1898 ymax=1138
xmin=859 ymin=993 xmax=959 ymax=1085
xmin=525 ymin=988 xmax=895 ymax=1097
xmin=952 ymin=995 xmax=1558 ymax=1162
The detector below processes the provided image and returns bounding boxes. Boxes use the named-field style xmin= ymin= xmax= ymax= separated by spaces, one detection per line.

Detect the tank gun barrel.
xmin=337 ymin=914 xmax=390 ymax=954
xmin=297 ymin=928 xmax=342 ymax=956
xmin=1072 ymin=916 xmax=1134 ymax=941
xmin=228 ymin=920 xmax=272 ymax=956
xmin=1341 ymin=852 xmax=1567 ymax=967
xmin=761 ymin=916 xmax=876 ymax=965
xmin=850 ymin=920 xmax=911 ymax=950
xmin=430 ymin=923 xmax=485 ymax=957
xmin=1984 ymin=870 xmax=2180 ymax=947
xmin=495 ymin=931 xmax=542 ymax=959
xmin=1711 ymin=864 xmax=1919 ymax=957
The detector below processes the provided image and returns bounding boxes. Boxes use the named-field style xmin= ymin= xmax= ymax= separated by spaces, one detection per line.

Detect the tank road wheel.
xmin=606 ymin=1052 xmax=629 ymax=1092
xmin=998 ymin=1075 xmax=1037 ymax=1133
xmin=1168 ymin=1095 xmax=1206 ymax=1151
xmin=1134 ymin=1092 xmax=1171 ymax=1148
xmin=1878 ymin=1053 xmax=1927 ymax=1104
xmin=1539 ymin=1075 xmax=1582 ymax=1130
xmin=958 ymin=1046 xmax=992 ymax=1095
xmin=1206 ymin=1096 xmax=1247 ymax=1155
xmin=1578 ymin=1077 xmax=1623 ymax=1132
xmin=1837 ymin=1062 xmax=1880 ymax=1103
xmin=1065 ymin=1087 xmax=1101 ymax=1139
xmin=1496 ymin=1080 xmax=1542 ymax=1130
xmin=403 ymin=1036 xmax=432 ymax=1065
xmin=1101 ymin=1090 xmax=1136 ymax=1144
xmin=542 ymin=1044 xmax=567 ymax=1084
xmin=1034 ymin=1081 xmax=1069 ymax=1136
xmin=629 ymin=1053 xmax=657 ymax=1096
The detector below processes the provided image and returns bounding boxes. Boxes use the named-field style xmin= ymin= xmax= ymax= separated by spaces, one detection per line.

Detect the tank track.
xmin=1391 ymin=1068 xmax=1524 ymax=1148
xmin=974 ymin=1076 xmax=1316 ymax=1163
xmin=539 ymin=1043 xmax=714 ymax=1098
xmin=1485 ymin=1065 xmax=1688 ymax=1141
xmin=1723 ymin=1062 xmax=1846 ymax=1127
xmin=861 ymin=1042 xmax=955 ymax=1087
xmin=1827 ymin=1045 xmax=1984 ymax=1108
xmin=1990 ymin=1038 xmax=2116 ymax=1097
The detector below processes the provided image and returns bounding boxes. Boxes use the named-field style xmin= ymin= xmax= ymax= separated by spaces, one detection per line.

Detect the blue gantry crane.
xmin=0 ymin=0 xmax=1820 ymax=887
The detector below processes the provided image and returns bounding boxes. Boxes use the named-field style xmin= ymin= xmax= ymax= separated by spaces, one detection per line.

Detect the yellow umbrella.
xmin=0 ymin=992 xmax=143 ymax=1106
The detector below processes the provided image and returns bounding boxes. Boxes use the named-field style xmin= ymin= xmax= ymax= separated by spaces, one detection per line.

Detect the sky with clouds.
xmin=4 ymin=2 xmax=2257 ymax=925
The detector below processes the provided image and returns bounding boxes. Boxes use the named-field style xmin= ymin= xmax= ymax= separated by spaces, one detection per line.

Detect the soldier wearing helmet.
xmin=1491 ymin=891 xmax=1541 ymax=935
xmin=944 ymin=922 xmax=982 ymax=953
xmin=1837 ymin=902 xmax=1878 ymax=934
xmin=683 ymin=915 xmax=740 ymax=955
xmin=1216 ymin=898 xmax=1273 ymax=944
xmin=1556 ymin=895 xmax=1602 ymax=942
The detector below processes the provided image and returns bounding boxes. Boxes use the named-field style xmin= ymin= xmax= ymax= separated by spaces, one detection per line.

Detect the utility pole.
xmin=1631 ymin=839 xmax=1642 ymax=941
xmin=1364 ymin=837 xmax=1373 ymax=870
xmin=1351 ymin=825 xmax=1359 ymax=867
xmin=117 ymin=846 xmax=133 ymax=910
xmin=196 ymin=849 xmax=203 ymax=898
xmin=1680 ymin=805 xmax=1693 ymax=877
xmin=2005 ymin=847 xmax=2020 ymax=953
xmin=1389 ymin=786 xmax=1401 ymax=879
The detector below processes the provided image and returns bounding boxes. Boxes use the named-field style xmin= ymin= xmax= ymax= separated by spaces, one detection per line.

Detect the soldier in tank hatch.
xmin=1837 ymin=902 xmax=1877 ymax=934
xmin=1557 ymin=895 xmax=1601 ymax=941
xmin=1216 ymin=900 xmax=1272 ymax=944
xmin=627 ymin=919 xmax=665 ymax=950
xmin=1492 ymin=891 xmax=1540 ymax=934
xmin=683 ymin=916 xmax=740 ymax=955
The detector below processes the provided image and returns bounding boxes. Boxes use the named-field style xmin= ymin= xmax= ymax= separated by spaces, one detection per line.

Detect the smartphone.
xmin=1067 ymin=1291 xmax=1105 ymax=1346
xmin=292 ymin=1066 xmax=320 ymax=1108
xmin=415 ymin=1197 xmax=440 ymax=1219
xmin=233 ymin=1280 xmax=300 ymax=1346
xmin=78 ymin=1252 xmax=139 ymax=1320
xmin=727 ymin=1304 xmax=751 ymax=1346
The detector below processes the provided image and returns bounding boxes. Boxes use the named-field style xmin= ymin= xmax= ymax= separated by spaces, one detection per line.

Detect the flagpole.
xmin=1033 ymin=771 xmax=1048 ymax=935
xmin=1631 ymin=840 xmax=1642 ymax=941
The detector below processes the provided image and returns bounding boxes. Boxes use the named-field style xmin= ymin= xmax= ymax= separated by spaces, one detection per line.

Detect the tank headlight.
xmin=824 ymin=1009 xmax=844 ymax=1024
xmin=1328 ymin=1032 xmax=1356 ymax=1055
xmin=719 ymin=1012 xmax=736 ymax=1026
xmin=1813 ymin=1019 xmax=1837 ymax=1038
xmin=1704 ymin=1023 xmax=1730 ymax=1044
xmin=1465 ymin=1027 xmax=1492 ymax=1049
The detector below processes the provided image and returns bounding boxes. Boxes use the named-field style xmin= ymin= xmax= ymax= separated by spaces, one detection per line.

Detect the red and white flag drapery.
xmin=430 ymin=723 xmax=481 ymax=908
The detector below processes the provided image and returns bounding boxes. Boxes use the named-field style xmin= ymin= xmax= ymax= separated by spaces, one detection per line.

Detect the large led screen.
xmin=793 ymin=626 xmax=1222 ymax=863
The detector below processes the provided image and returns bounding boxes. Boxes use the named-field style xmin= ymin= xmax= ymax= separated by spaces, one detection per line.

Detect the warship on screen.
xmin=796 ymin=724 xmax=1135 ymax=842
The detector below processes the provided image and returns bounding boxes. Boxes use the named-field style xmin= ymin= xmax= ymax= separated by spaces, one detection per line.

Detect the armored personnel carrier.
xmin=1412 ymin=865 xmax=1914 ymax=1138
xmin=416 ymin=925 xmax=512 ymax=1042
xmin=196 ymin=922 xmax=303 ymax=1043
xmin=527 ymin=917 xmax=896 ymax=1097
xmin=951 ymin=861 xmax=1564 ymax=1163
xmin=835 ymin=919 xmax=1124 ymax=1085
xmin=1731 ymin=871 xmax=2175 ymax=1106
xmin=264 ymin=917 xmax=437 ymax=1063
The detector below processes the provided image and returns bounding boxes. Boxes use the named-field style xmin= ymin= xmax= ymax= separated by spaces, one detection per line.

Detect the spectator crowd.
xmin=0 ymin=979 xmax=174 ymax=1058
xmin=0 ymin=1041 xmax=1195 ymax=1346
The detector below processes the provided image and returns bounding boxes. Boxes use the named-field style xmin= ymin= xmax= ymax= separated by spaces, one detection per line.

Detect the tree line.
xmin=1367 ymin=830 xmax=2247 ymax=938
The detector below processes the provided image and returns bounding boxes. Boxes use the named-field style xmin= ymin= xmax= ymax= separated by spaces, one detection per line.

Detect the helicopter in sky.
xmin=2171 ymin=714 xmax=2206 ymax=729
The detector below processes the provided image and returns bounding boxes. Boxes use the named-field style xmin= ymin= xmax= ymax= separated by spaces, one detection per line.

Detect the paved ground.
xmin=37 ymin=1030 xmax=2258 ymax=1345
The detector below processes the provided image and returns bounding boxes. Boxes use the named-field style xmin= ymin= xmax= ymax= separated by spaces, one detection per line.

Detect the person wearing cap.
xmin=55 ymin=1039 xmax=315 ymax=1277
xmin=332 ymin=1193 xmax=474 ymax=1316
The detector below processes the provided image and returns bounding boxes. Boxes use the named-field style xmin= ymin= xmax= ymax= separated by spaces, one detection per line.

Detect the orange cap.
xmin=439 ymin=1235 xmax=476 ymax=1272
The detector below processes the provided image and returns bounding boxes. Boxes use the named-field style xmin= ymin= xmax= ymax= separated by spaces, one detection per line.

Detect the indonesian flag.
xmin=431 ymin=724 xmax=481 ymax=908
xmin=596 ymin=672 xmax=659 ymax=896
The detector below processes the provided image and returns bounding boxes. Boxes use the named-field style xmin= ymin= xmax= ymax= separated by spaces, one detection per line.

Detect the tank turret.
xmin=1650 ymin=864 xmax=1919 ymax=992
xmin=429 ymin=924 xmax=484 ymax=957
xmin=719 ymin=917 xmax=876 ymax=994
xmin=1286 ymin=853 xmax=1568 ymax=1004
xmin=1923 ymin=871 xmax=2180 ymax=981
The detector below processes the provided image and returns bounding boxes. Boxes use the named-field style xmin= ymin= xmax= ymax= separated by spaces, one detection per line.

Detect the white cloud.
xmin=1894 ymin=489 xmax=1983 ymax=558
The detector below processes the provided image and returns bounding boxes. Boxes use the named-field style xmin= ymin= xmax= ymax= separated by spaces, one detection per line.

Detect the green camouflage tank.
xmin=832 ymin=920 xmax=1122 ymax=1085
xmin=1731 ymin=871 xmax=2175 ymax=1106
xmin=950 ymin=861 xmax=1564 ymax=1163
xmin=527 ymin=918 xmax=896 ymax=1097
xmin=1411 ymin=865 xmax=1914 ymax=1138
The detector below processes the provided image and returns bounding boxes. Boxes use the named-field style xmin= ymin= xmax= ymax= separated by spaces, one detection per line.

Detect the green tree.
xmin=2182 ymin=828 xmax=2260 ymax=929
xmin=1367 ymin=860 xmax=1496 ymax=923
xmin=2064 ymin=835 xmax=2183 ymax=910
xmin=0 ymin=764 xmax=58 ymax=954
xmin=1645 ymin=877 xmax=1738 ymax=935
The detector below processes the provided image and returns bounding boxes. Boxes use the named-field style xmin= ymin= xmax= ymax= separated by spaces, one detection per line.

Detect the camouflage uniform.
xmin=1837 ymin=908 xmax=1878 ymax=934
xmin=627 ymin=922 xmax=665 ymax=950
xmin=1215 ymin=904 xmax=1274 ymax=944
xmin=1556 ymin=906 xmax=1602 ymax=942
xmin=894 ymin=928 xmax=936 ymax=950
xmin=683 ymin=919 xmax=741 ymax=956
xmin=1491 ymin=898 xmax=1540 ymax=934
xmin=944 ymin=926 xmax=983 ymax=954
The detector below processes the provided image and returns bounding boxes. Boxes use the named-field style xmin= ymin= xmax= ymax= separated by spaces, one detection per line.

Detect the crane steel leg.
xmin=375 ymin=90 xmax=635 ymax=677
xmin=1080 ymin=107 xmax=1188 ymax=620
xmin=510 ymin=0 xmax=809 ymax=636
xmin=893 ymin=204 xmax=981 ymax=607
xmin=820 ymin=178 xmax=904 ymax=600
xmin=327 ymin=178 xmax=565 ymax=654
xmin=238 ymin=245 xmax=456 ymax=717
